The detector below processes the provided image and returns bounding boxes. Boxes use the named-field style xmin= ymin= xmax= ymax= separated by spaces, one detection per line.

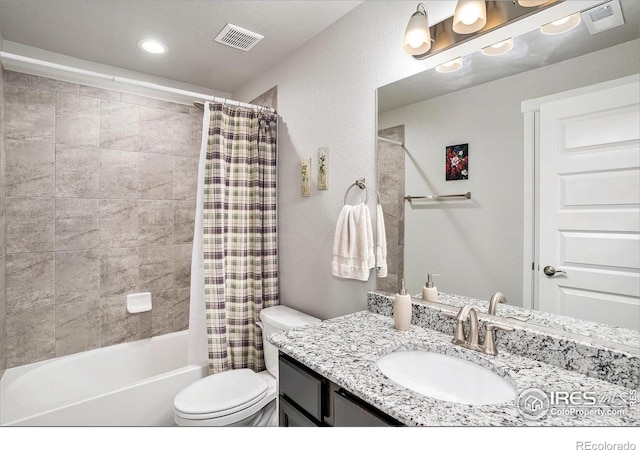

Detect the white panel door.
xmin=538 ymin=81 xmax=640 ymax=331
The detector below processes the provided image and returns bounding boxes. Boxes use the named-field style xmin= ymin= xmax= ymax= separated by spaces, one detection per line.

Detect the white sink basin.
xmin=376 ymin=350 xmax=516 ymax=405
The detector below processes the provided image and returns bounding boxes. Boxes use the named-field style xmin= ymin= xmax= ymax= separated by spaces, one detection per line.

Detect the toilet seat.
xmin=174 ymin=369 xmax=277 ymax=426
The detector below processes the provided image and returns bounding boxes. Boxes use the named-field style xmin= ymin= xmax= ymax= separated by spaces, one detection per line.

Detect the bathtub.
xmin=0 ymin=330 xmax=208 ymax=426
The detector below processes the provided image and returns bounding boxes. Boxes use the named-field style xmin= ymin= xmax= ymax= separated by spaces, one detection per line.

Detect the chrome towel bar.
xmin=404 ymin=192 xmax=471 ymax=204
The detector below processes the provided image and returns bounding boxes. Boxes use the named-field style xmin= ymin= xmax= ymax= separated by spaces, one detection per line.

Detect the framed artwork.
xmin=446 ymin=143 xmax=468 ymax=181
xmin=318 ymin=147 xmax=329 ymax=190
xmin=301 ymin=158 xmax=311 ymax=197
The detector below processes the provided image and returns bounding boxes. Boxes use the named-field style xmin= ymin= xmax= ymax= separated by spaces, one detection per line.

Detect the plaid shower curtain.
xmin=203 ymin=101 xmax=279 ymax=374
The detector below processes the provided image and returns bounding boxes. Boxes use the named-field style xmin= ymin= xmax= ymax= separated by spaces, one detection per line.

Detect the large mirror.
xmin=376 ymin=0 xmax=639 ymax=344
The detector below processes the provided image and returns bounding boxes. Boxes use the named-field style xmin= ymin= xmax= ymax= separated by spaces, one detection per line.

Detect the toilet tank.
xmin=259 ymin=306 xmax=320 ymax=377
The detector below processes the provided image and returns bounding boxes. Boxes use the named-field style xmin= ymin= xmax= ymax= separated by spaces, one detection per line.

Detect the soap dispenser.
xmin=394 ymin=279 xmax=412 ymax=331
xmin=422 ymin=273 xmax=439 ymax=302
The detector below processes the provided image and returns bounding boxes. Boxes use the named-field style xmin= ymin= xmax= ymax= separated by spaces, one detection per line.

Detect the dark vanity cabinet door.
xmin=278 ymin=353 xmax=328 ymax=426
xmin=332 ymin=389 xmax=402 ymax=427
xmin=278 ymin=352 xmax=403 ymax=427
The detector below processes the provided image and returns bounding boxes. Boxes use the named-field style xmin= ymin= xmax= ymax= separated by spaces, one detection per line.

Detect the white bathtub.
xmin=0 ymin=330 xmax=207 ymax=426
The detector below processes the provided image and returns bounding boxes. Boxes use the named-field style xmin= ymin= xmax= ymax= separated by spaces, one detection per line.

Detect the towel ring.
xmin=344 ymin=178 xmax=368 ymax=205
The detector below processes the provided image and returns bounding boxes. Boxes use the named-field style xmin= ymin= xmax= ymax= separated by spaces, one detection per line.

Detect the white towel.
xmin=376 ymin=204 xmax=388 ymax=278
xmin=331 ymin=203 xmax=375 ymax=281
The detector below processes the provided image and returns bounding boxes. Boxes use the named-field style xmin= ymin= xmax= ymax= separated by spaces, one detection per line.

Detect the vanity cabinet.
xmin=278 ymin=352 xmax=402 ymax=427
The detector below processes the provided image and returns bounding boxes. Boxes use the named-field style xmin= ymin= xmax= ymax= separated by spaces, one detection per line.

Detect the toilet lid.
xmin=174 ymin=369 xmax=268 ymax=416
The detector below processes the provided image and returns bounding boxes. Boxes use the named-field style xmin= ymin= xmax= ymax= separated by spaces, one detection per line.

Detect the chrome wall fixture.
xmin=403 ymin=0 xmax=564 ymax=60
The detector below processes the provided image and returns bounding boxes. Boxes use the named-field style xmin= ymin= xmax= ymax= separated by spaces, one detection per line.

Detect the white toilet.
xmin=173 ymin=305 xmax=320 ymax=426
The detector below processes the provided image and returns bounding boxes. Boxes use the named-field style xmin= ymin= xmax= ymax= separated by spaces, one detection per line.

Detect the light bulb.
xmin=551 ymin=16 xmax=571 ymax=26
xmin=407 ymin=29 xmax=428 ymax=48
xmin=460 ymin=10 xmax=479 ymax=25
xmin=138 ymin=39 xmax=168 ymax=54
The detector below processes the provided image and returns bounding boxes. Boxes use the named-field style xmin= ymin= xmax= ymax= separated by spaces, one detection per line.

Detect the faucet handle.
xmin=486 ymin=323 xmax=514 ymax=332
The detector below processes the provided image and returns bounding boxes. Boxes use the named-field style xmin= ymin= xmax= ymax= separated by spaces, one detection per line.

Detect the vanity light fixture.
xmin=435 ymin=57 xmax=463 ymax=73
xmin=404 ymin=0 xmax=558 ymax=60
xmin=481 ymin=37 xmax=514 ymax=56
xmin=452 ymin=1 xmax=487 ymax=34
xmin=403 ymin=3 xmax=432 ymax=57
xmin=137 ymin=39 xmax=168 ymax=54
xmin=540 ymin=13 xmax=581 ymax=35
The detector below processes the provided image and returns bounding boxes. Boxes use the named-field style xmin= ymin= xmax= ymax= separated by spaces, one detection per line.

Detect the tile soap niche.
xmin=126 ymin=292 xmax=152 ymax=313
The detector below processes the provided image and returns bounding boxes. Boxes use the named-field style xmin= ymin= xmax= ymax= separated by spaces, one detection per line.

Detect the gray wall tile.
xmin=100 ymin=100 xmax=139 ymax=151
xmin=6 ymin=252 xmax=55 ymax=312
xmin=6 ymin=198 xmax=55 ymax=252
xmin=100 ymin=296 xmax=151 ymax=346
xmin=5 ymin=88 xmax=55 ymax=142
xmin=0 ymin=256 xmax=5 ymax=319
xmin=138 ymin=200 xmax=173 ymax=245
xmin=4 ymin=71 xmax=31 ymax=89
xmin=100 ymin=247 xmax=139 ymax=297
xmin=174 ymin=200 xmax=195 ymax=244
xmin=55 ymin=300 xmax=101 ymax=357
xmin=55 ymin=198 xmax=100 ymax=250
xmin=171 ymin=110 xmax=198 ymax=157
xmin=174 ymin=245 xmax=192 ymax=289
xmin=138 ymin=246 xmax=174 ymax=292
xmin=31 ymin=75 xmax=79 ymax=94
xmin=55 ymin=250 xmax=100 ymax=305
xmin=173 ymin=156 xmax=198 ymax=200
xmin=138 ymin=107 xmax=176 ymax=155
xmin=173 ymin=288 xmax=190 ymax=332
xmin=6 ymin=306 xmax=56 ymax=367
xmin=55 ymin=92 xmax=100 ymax=147
xmin=151 ymin=290 xmax=174 ymax=337
xmin=100 ymin=149 xmax=139 ymax=198
xmin=80 ymin=85 xmax=122 ymax=101
xmin=55 ymin=145 xmax=100 ymax=197
xmin=0 ymin=197 xmax=5 ymax=255
xmin=139 ymin=153 xmax=172 ymax=199
xmin=100 ymin=199 xmax=139 ymax=248
xmin=5 ymin=139 xmax=55 ymax=197
xmin=4 ymin=72 xmax=196 ymax=365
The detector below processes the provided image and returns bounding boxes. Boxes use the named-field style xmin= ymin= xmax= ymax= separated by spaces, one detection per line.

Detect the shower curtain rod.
xmin=377 ymin=136 xmax=404 ymax=147
xmin=0 ymin=51 xmax=275 ymax=113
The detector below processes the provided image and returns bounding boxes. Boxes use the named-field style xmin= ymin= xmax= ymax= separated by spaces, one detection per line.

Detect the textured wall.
xmin=3 ymin=70 xmax=202 ymax=367
xmin=0 ymin=61 xmax=6 ymax=379
xmin=232 ymin=1 xmax=440 ymax=320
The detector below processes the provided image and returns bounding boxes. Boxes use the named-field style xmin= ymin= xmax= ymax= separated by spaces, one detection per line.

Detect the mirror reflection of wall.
xmin=377 ymin=38 xmax=639 ymax=307
xmin=376 ymin=126 xmax=405 ymax=294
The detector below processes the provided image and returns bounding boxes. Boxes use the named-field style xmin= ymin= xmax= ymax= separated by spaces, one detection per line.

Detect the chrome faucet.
xmin=488 ymin=292 xmax=507 ymax=315
xmin=443 ymin=304 xmax=514 ymax=356
xmin=487 ymin=291 xmax=529 ymax=322
xmin=443 ymin=305 xmax=481 ymax=351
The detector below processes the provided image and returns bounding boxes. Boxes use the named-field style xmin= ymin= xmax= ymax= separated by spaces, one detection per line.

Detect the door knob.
xmin=543 ymin=265 xmax=566 ymax=276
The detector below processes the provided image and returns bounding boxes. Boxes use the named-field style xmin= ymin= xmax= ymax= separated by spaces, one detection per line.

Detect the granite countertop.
xmin=269 ymin=311 xmax=639 ymax=427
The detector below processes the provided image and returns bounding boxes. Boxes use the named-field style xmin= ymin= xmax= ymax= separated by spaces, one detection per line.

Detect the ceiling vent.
xmin=214 ymin=23 xmax=264 ymax=51
xmin=581 ymin=0 xmax=625 ymax=35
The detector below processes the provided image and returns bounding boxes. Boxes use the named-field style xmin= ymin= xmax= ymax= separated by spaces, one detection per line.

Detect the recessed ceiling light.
xmin=436 ymin=57 xmax=463 ymax=73
xmin=540 ymin=13 xmax=581 ymax=35
xmin=138 ymin=39 xmax=168 ymax=54
xmin=481 ymin=38 xmax=514 ymax=56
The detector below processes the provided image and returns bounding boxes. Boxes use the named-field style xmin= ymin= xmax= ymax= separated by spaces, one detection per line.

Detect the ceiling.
xmin=0 ymin=0 xmax=363 ymax=93
xmin=378 ymin=0 xmax=640 ymax=112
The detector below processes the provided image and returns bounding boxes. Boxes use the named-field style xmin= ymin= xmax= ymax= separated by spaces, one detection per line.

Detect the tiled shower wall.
xmin=376 ymin=125 xmax=405 ymax=294
xmin=3 ymin=70 xmax=202 ymax=368
xmin=0 ymin=62 xmax=6 ymax=378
